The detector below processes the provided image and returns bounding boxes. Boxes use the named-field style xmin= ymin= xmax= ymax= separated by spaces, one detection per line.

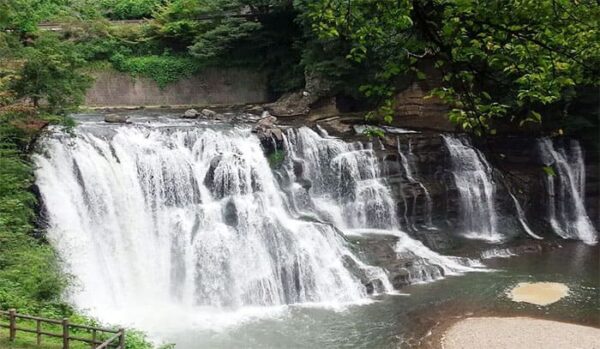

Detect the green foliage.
xmin=99 ymin=0 xmax=163 ymax=20
xmin=0 ymin=0 xmax=66 ymax=34
xmin=11 ymin=34 xmax=92 ymax=113
xmin=268 ymin=149 xmax=286 ymax=168
xmin=300 ymin=0 xmax=599 ymax=134
xmin=542 ymin=166 xmax=556 ymax=177
xmin=189 ymin=18 xmax=262 ymax=61
xmin=111 ymin=54 xmax=201 ymax=88
xmin=362 ymin=126 xmax=384 ymax=138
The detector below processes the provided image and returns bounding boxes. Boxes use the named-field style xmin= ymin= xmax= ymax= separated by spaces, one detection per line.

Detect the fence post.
xmin=36 ymin=319 xmax=41 ymax=345
xmin=92 ymin=328 xmax=97 ymax=349
xmin=118 ymin=328 xmax=125 ymax=349
xmin=62 ymin=318 xmax=69 ymax=349
xmin=8 ymin=309 xmax=16 ymax=341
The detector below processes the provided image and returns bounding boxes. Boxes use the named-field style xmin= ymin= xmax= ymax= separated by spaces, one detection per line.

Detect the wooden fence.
xmin=0 ymin=309 xmax=125 ymax=349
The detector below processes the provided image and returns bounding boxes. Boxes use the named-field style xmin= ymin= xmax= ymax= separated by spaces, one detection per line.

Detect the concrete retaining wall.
xmin=84 ymin=68 xmax=270 ymax=107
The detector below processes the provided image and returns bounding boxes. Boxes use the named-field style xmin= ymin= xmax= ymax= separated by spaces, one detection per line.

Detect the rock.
xmin=253 ymin=113 xmax=285 ymax=153
xmin=293 ymin=160 xmax=304 ymax=178
xmin=246 ymin=105 xmax=265 ymax=115
xmin=223 ymin=200 xmax=238 ymax=227
xmin=266 ymin=92 xmax=312 ymax=117
xmin=201 ymin=108 xmax=217 ymax=119
xmin=297 ymin=178 xmax=312 ymax=191
xmin=270 ymin=128 xmax=283 ymax=141
xmin=182 ymin=109 xmax=199 ymax=118
xmin=256 ymin=113 xmax=278 ymax=128
xmin=104 ymin=114 xmax=129 ymax=123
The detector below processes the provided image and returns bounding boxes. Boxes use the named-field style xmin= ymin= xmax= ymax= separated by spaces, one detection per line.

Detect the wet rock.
xmin=253 ymin=113 xmax=285 ymax=153
xmin=203 ymin=155 xmax=222 ymax=195
xmin=214 ymin=113 xmax=232 ymax=122
xmin=224 ymin=200 xmax=238 ymax=227
xmin=271 ymin=128 xmax=283 ymax=141
xmin=297 ymin=178 xmax=312 ymax=191
xmin=257 ymin=114 xmax=278 ymax=128
xmin=201 ymin=108 xmax=217 ymax=119
xmin=246 ymin=104 xmax=264 ymax=115
xmin=293 ymin=160 xmax=304 ymax=178
xmin=104 ymin=114 xmax=129 ymax=123
xmin=182 ymin=109 xmax=200 ymax=118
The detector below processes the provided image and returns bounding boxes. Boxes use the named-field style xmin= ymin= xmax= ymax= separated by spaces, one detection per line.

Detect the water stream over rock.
xmin=538 ymin=138 xmax=597 ymax=245
xmin=33 ymin=117 xmax=481 ymax=334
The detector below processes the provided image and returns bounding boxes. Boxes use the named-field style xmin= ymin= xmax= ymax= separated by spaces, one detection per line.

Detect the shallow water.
xmin=158 ymin=242 xmax=599 ymax=349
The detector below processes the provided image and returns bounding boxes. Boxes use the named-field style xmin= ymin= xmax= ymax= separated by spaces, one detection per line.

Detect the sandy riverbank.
xmin=442 ymin=317 xmax=600 ymax=349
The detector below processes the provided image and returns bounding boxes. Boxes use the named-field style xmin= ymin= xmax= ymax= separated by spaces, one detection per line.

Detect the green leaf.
xmin=542 ymin=166 xmax=556 ymax=177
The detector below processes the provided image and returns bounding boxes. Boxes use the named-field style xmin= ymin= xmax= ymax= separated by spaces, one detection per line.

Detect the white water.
xmin=34 ymin=124 xmax=378 ymax=329
xmin=507 ymin=191 xmax=543 ymax=240
xmin=480 ymin=248 xmax=515 ymax=259
xmin=442 ymin=135 xmax=502 ymax=241
xmin=34 ymin=121 xmax=481 ymax=335
xmin=284 ymin=127 xmax=480 ymax=277
xmin=538 ymin=138 xmax=597 ymax=245
xmin=397 ymin=137 xmax=435 ymax=229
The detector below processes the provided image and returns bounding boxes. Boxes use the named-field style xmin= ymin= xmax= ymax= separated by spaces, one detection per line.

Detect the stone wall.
xmin=84 ymin=68 xmax=270 ymax=107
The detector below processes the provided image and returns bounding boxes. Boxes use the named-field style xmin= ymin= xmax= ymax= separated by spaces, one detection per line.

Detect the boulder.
xmin=256 ymin=113 xmax=278 ymax=128
xmin=270 ymin=128 xmax=283 ymax=141
xmin=200 ymin=108 xmax=217 ymax=119
xmin=182 ymin=109 xmax=200 ymax=118
xmin=266 ymin=92 xmax=312 ymax=117
xmin=104 ymin=114 xmax=129 ymax=123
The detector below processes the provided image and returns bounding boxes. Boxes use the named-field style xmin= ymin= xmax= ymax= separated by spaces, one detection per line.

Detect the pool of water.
xmin=154 ymin=241 xmax=598 ymax=349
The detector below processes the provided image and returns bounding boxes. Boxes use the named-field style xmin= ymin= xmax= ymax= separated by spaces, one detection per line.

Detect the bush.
xmin=100 ymin=0 xmax=163 ymax=20
xmin=111 ymin=54 xmax=201 ymax=88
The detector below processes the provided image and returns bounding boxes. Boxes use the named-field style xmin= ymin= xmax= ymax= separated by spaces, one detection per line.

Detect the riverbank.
xmin=441 ymin=317 xmax=600 ymax=349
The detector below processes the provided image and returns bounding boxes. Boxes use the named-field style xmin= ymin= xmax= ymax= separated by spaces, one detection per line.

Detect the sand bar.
xmin=442 ymin=317 xmax=600 ymax=349
xmin=509 ymin=282 xmax=569 ymax=305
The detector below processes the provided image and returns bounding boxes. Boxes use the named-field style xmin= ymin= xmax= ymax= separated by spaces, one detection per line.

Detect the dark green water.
xmin=162 ymin=241 xmax=599 ymax=349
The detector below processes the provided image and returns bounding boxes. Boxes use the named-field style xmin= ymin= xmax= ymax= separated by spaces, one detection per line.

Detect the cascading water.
xmin=34 ymin=118 xmax=484 ymax=339
xmin=284 ymin=127 xmax=481 ymax=280
xmin=538 ymin=138 xmax=597 ymax=245
xmin=506 ymin=190 xmax=543 ymax=240
xmin=284 ymin=127 xmax=398 ymax=230
xmin=34 ymin=121 xmax=391 ymax=329
xmin=442 ymin=135 xmax=501 ymax=241
xmin=396 ymin=137 xmax=435 ymax=230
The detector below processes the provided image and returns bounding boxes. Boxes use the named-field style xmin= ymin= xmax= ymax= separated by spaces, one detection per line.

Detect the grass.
xmin=0 ymin=330 xmax=96 ymax=349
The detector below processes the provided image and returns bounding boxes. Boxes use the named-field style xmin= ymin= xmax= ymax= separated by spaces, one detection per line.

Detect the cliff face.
xmin=279 ymin=112 xmax=599 ymax=252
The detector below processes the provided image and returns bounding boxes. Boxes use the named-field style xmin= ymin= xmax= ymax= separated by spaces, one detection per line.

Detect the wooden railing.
xmin=0 ymin=309 xmax=125 ymax=349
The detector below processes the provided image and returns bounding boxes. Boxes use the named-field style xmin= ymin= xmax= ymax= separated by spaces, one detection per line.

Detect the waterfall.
xmin=284 ymin=127 xmax=398 ymax=230
xmin=538 ymin=138 xmax=597 ymax=245
xmin=506 ymin=190 xmax=543 ymax=240
xmin=284 ymin=127 xmax=480 ymax=279
xmin=442 ymin=135 xmax=501 ymax=241
xmin=34 ymin=120 xmax=482 ymax=331
xmin=396 ymin=137 xmax=435 ymax=229
xmin=34 ymin=123 xmax=392 ymax=326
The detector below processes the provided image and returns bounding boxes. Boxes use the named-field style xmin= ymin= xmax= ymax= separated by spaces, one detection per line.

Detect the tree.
xmin=10 ymin=34 xmax=92 ymax=113
xmin=298 ymin=0 xmax=600 ymax=134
